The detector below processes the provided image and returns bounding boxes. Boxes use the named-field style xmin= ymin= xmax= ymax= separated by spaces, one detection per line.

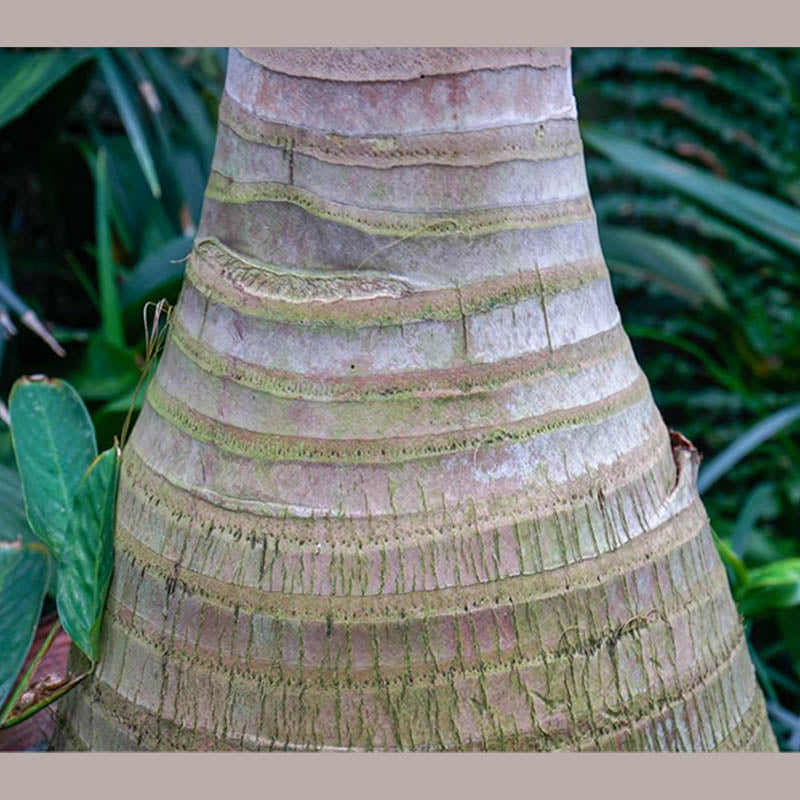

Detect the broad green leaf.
xmin=738 ymin=559 xmax=800 ymax=617
xmin=0 ymin=542 xmax=50 ymax=710
xmin=600 ymin=224 xmax=728 ymax=310
xmin=0 ymin=463 xmax=56 ymax=597
xmin=0 ymin=463 xmax=37 ymax=545
xmin=120 ymin=235 xmax=191 ymax=314
xmin=94 ymin=147 xmax=125 ymax=347
xmin=583 ymin=125 xmax=800 ymax=257
xmin=698 ymin=402 xmax=800 ymax=494
xmin=67 ymin=334 xmax=140 ymax=402
xmin=56 ymin=447 xmax=118 ymax=662
xmin=9 ymin=377 xmax=97 ymax=558
xmin=96 ymin=49 xmax=161 ymax=199
xmin=0 ymin=49 xmax=91 ymax=130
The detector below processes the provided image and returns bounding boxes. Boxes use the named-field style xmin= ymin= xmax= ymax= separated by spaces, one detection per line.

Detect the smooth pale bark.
xmin=58 ymin=48 xmax=776 ymax=751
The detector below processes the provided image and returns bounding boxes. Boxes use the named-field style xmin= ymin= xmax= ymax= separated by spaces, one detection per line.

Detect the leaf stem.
xmin=0 ymin=618 xmax=61 ymax=727
xmin=0 ymin=671 xmax=91 ymax=730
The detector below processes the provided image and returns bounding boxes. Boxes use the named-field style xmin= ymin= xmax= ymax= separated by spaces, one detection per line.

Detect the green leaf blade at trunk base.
xmin=56 ymin=447 xmax=119 ymax=663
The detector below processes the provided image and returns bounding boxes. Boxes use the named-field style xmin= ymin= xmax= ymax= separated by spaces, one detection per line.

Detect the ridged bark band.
xmin=58 ymin=47 xmax=775 ymax=752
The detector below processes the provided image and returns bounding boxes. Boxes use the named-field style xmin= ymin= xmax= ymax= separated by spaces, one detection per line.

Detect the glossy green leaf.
xmin=0 ymin=49 xmax=91 ymax=130
xmin=0 ymin=462 xmax=56 ymax=598
xmin=9 ymin=377 xmax=97 ymax=559
xmin=738 ymin=559 xmax=800 ymax=617
xmin=56 ymin=447 xmax=118 ymax=662
xmin=584 ymin=125 xmax=800 ymax=257
xmin=698 ymin=402 xmax=800 ymax=494
xmin=600 ymin=224 xmax=728 ymax=310
xmin=96 ymin=49 xmax=161 ymax=199
xmin=0 ymin=463 xmax=37 ymax=545
xmin=0 ymin=542 xmax=50 ymax=711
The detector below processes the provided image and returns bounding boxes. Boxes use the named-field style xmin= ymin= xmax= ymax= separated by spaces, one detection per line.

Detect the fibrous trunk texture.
xmin=59 ymin=48 xmax=776 ymax=751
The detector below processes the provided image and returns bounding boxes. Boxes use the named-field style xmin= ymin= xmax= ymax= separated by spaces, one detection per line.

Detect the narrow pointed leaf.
xmin=0 ymin=277 xmax=31 ymax=318
xmin=584 ymin=125 xmax=800 ymax=257
xmin=115 ymin=49 xmax=189 ymax=229
xmin=9 ymin=377 xmax=97 ymax=558
xmin=0 ymin=542 xmax=50 ymax=710
xmin=0 ymin=49 xmax=91 ymax=129
xmin=140 ymin=48 xmax=215 ymax=161
xmin=0 ymin=237 xmax=65 ymax=357
xmin=600 ymin=224 xmax=728 ymax=310
xmin=56 ymin=447 xmax=118 ymax=662
xmin=96 ymin=49 xmax=161 ymax=198
xmin=698 ymin=402 xmax=800 ymax=494
xmin=94 ymin=147 xmax=125 ymax=346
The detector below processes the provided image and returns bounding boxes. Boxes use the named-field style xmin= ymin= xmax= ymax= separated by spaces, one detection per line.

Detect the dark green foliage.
xmin=0 ymin=48 xmax=224 ymax=736
xmin=1 ymin=47 xmax=799 ymax=749
xmin=0 ymin=47 xmax=225 ymax=457
xmin=574 ymin=47 xmax=800 ymax=750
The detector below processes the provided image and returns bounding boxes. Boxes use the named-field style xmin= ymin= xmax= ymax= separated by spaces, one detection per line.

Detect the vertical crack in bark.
xmin=57 ymin=48 xmax=776 ymax=753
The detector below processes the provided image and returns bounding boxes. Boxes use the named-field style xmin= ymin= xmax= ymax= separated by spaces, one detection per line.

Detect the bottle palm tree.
xmin=58 ymin=47 xmax=776 ymax=751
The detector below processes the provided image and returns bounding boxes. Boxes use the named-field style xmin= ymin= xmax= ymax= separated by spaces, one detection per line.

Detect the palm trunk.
xmin=58 ymin=48 xmax=776 ymax=751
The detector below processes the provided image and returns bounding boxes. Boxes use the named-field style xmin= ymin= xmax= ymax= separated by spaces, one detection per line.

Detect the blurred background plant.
xmin=0 ymin=47 xmax=798 ymax=750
